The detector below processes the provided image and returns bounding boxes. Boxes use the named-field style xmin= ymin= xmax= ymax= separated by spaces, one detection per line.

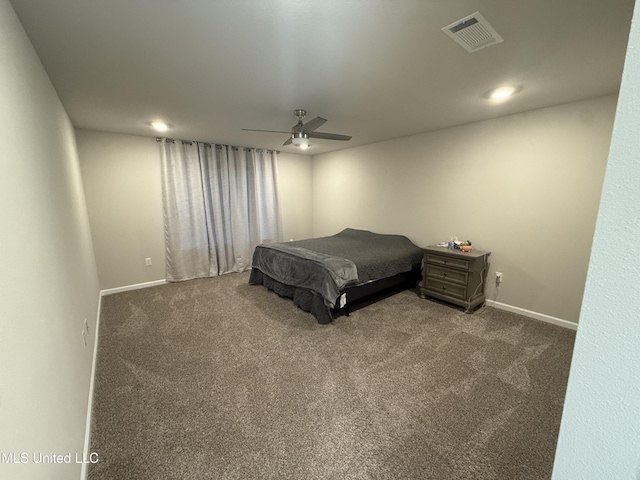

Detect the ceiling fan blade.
xmin=307 ymin=132 xmax=352 ymax=141
xmin=242 ymin=128 xmax=291 ymax=134
xmin=302 ymin=117 xmax=327 ymax=133
xmin=282 ymin=137 xmax=293 ymax=146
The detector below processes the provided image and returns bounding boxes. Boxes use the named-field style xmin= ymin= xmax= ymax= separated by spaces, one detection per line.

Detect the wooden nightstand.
xmin=419 ymin=245 xmax=490 ymax=313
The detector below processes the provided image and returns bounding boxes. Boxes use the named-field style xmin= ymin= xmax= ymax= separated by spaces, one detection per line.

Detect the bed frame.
xmin=250 ymin=265 xmax=421 ymax=324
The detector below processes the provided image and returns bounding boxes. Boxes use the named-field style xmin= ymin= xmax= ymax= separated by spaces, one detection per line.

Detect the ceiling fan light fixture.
xmin=291 ymin=132 xmax=309 ymax=149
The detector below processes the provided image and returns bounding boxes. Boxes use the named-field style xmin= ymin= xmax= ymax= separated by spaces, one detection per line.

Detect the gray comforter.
xmin=250 ymin=228 xmax=423 ymax=308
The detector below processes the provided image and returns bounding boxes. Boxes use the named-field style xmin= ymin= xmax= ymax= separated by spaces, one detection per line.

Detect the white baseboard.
xmin=81 ymin=293 xmax=102 ymax=480
xmin=100 ymin=279 xmax=167 ymax=296
xmin=485 ymin=300 xmax=578 ymax=331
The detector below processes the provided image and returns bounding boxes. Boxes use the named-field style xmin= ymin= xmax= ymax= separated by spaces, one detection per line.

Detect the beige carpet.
xmin=88 ymin=271 xmax=575 ymax=479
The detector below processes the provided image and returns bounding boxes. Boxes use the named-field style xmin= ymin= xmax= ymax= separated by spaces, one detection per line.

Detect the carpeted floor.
xmin=88 ymin=271 xmax=575 ymax=479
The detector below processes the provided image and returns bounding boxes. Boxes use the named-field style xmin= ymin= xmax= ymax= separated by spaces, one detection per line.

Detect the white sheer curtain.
xmin=160 ymin=139 xmax=283 ymax=281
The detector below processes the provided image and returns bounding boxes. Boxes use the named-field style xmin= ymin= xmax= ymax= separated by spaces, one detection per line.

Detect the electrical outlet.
xmin=145 ymin=257 xmax=152 ymax=267
xmin=496 ymin=272 xmax=503 ymax=283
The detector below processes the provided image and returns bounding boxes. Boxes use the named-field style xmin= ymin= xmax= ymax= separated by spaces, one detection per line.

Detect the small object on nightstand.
xmin=419 ymin=245 xmax=490 ymax=313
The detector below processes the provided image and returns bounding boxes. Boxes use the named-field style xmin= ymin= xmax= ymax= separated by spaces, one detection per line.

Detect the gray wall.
xmin=553 ymin=1 xmax=640 ymax=477
xmin=0 ymin=1 xmax=100 ymax=478
xmin=77 ymin=131 xmax=166 ymax=290
xmin=278 ymin=152 xmax=314 ymax=241
xmin=312 ymin=96 xmax=617 ymax=323
xmin=77 ymin=130 xmax=313 ymax=290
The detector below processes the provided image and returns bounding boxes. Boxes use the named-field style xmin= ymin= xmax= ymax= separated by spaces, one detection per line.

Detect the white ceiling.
xmin=10 ymin=0 xmax=636 ymax=155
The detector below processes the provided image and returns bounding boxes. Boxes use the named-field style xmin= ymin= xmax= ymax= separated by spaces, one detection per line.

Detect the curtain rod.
xmin=156 ymin=137 xmax=279 ymax=154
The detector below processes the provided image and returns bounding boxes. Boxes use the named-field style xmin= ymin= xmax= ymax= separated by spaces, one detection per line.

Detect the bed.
xmin=249 ymin=228 xmax=423 ymax=324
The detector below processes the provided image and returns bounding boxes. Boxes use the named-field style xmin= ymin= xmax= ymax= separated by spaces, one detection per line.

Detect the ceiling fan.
xmin=242 ymin=109 xmax=352 ymax=149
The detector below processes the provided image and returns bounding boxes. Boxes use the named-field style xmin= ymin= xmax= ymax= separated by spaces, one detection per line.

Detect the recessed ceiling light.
xmin=151 ymin=121 xmax=169 ymax=132
xmin=489 ymin=86 xmax=518 ymax=101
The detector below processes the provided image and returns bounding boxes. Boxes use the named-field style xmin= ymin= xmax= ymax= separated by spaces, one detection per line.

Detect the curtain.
xmin=160 ymin=140 xmax=283 ymax=281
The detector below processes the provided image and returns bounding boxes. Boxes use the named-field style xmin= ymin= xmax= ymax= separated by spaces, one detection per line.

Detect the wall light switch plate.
xmin=145 ymin=257 xmax=152 ymax=267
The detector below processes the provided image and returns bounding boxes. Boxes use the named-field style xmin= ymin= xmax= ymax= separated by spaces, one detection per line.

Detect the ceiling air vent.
xmin=442 ymin=12 xmax=503 ymax=53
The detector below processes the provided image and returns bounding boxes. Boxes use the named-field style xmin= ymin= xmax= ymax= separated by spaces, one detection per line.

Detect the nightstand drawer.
xmin=424 ymin=278 xmax=467 ymax=300
xmin=425 ymin=254 xmax=470 ymax=271
xmin=426 ymin=265 xmax=468 ymax=285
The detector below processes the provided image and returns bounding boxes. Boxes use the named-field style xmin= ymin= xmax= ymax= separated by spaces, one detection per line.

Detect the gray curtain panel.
xmin=160 ymin=140 xmax=282 ymax=281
